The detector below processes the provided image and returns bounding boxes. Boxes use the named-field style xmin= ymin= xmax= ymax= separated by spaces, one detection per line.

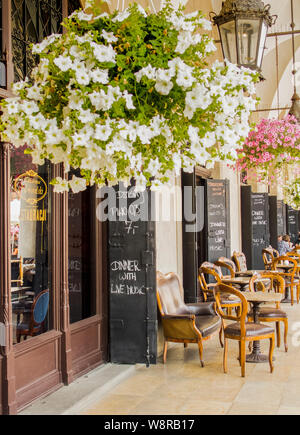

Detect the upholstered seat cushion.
xmin=248 ymin=307 xmax=287 ymax=319
xmin=220 ymin=295 xmax=240 ymax=305
xmin=225 ymin=322 xmax=274 ymax=337
xmin=195 ymin=315 xmax=221 ymax=338
xmin=176 ymin=302 xmax=216 ymax=316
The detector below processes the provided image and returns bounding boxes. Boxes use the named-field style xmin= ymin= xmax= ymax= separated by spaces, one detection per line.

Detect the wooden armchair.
xmin=247 ymin=272 xmax=288 ymax=352
xmin=156 ymin=272 xmax=221 ymax=367
xmin=214 ymin=283 xmax=275 ymax=377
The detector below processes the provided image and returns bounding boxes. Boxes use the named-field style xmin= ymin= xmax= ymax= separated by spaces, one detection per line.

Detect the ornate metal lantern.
xmin=212 ymin=0 xmax=276 ymax=72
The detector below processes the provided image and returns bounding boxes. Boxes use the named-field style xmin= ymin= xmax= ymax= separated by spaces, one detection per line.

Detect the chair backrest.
xmin=215 ymin=258 xmax=235 ymax=278
xmin=156 ymin=272 xmax=186 ymax=316
xmin=214 ymin=283 xmax=248 ymax=337
xmin=249 ymin=272 xmax=285 ymax=295
xmin=271 ymin=256 xmax=298 ymax=278
xmin=232 ymin=251 xmax=247 ymax=272
xmin=32 ymin=290 xmax=49 ymax=326
xmin=198 ymin=263 xmax=222 ymax=296
xmin=262 ymin=248 xmax=278 ymax=268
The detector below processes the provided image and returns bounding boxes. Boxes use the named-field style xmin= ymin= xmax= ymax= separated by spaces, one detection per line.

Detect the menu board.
xmin=108 ymin=183 xmax=157 ymax=365
xmin=277 ymin=200 xmax=286 ymax=236
xmin=251 ymin=193 xmax=269 ymax=269
xmin=286 ymin=205 xmax=299 ymax=243
xmin=206 ymin=179 xmax=230 ymax=263
xmin=241 ymin=187 xmax=270 ymax=270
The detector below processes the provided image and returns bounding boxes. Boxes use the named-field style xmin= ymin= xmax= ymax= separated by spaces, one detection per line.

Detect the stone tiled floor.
xmin=83 ymin=302 xmax=300 ymax=415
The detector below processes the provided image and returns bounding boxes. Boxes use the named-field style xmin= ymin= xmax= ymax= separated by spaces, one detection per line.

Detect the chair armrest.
xmin=185 ymin=302 xmax=216 ymax=316
xmin=162 ymin=315 xmax=201 ymax=341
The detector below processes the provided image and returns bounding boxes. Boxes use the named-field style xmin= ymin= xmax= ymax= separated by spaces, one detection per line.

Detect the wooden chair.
xmin=16 ymin=290 xmax=49 ymax=343
xmin=215 ymin=258 xmax=236 ymax=278
xmin=247 ymin=272 xmax=288 ymax=352
xmin=214 ymin=283 xmax=275 ymax=377
xmin=271 ymin=256 xmax=300 ymax=305
xmin=262 ymin=248 xmax=279 ymax=270
xmin=199 ymin=264 xmax=241 ymax=315
xmin=232 ymin=251 xmax=248 ymax=272
xmin=156 ymin=272 xmax=221 ymax=367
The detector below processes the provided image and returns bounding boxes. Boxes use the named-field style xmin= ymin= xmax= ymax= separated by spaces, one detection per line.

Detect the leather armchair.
xmin=156 ymin=272 xmax=221 ymax=367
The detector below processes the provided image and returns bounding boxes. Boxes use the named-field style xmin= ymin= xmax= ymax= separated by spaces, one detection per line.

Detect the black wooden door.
xmin=182 ymin=173 xmax=230 ymax=303
xmin=108 ymin=183 xmax=157 ymax=365
xmin=269 ymin=196 xmax=278 ymax=249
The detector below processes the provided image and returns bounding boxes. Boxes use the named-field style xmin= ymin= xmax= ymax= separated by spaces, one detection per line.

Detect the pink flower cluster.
xmin=236 ymin=115 xmax=300 ymax=181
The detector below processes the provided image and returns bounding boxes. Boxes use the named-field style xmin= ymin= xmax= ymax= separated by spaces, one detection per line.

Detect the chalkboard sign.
xmin=241 ymin=186 xmax=270 ymax=270
xmin=182 ymin=173 xmax=230 ymax=303
xmin=277 ymin=200 xmax=286 ymax=237
xmin=286 ymin=205 xmax=299 ymax=244
xmin=206 ymin=179 xmax=230 ymax=263
xmin=108 ymin=182 xmax=157 ymax=365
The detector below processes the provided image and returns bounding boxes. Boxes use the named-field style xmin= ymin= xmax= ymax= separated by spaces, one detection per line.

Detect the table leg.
xmin=246 ymin=301 xmax=275 ymax=363
xmin=281 ymin=286 xmax=291 ymax=304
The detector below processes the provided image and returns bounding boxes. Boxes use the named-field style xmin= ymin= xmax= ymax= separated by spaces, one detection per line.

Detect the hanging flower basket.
xmin=284 ymin=177 xmax=300 ymax=210
xmin=0 ymin=1 xmax=258 ymax=193
xmin=236 ymin=115 xmax=300 ymax=184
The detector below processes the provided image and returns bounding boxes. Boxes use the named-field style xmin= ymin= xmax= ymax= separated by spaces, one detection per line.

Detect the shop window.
xmin=10 ymin=145 xmax=52 ymax=344
xmin=11 ymin=0 xmax=63 ymax=82
xmin=68 ymin=171 xmax=96 ymax=324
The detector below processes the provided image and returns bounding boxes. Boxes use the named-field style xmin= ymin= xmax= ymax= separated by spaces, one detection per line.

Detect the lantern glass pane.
xmin=237 ymin=19 xmax=260 ymax=68
xmin=219 ymin=21 xmax=237 ymax=64
xmin=257 ymin=21 xmax=267 ymax=69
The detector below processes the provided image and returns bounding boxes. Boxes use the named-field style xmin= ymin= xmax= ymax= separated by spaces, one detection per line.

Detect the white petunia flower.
xmin=101 ymin=30 xmax=118 ymax=43
xmin=155 ymin=80 xmax=173 ymax=96
xmin=53 ymin=177 xmax=69 ymax=194
xmin=54 ymin=55 xmax=73 ymax=72
xmin=69 ymin=175 xmax=87 ymax=193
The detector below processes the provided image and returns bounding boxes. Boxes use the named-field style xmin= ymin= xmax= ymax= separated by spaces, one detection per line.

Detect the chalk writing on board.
xmin=111 ymin=259 xmax=141 ymax=272
xmin=110 ymin=283 xmax=145 ymax=295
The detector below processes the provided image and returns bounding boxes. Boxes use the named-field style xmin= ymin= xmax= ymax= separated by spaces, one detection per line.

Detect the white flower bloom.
xmin=75 ymin=11 xmax=93 ymax=21
xmin=78 ymin=109 xmax=95 ymax=124
xmin=94 ymin=122 xmax=112 ymax=141
xmin=176 ymin=70 xmax=195 ymax=89
xmin=101 ymin=30 xmax=118 ymax=43
xmin=205 ymin=39 xmax=217 ymax=53
xmin=69 ymin=175 xmax=87 ymax=193
xmin=5 ymin=98 xmax=20 ymax=114
xmin=91 ymin=43 xmax=116 ymax=63
xmin=112 ymin=9 xmax=130 ymax=23
xmin=54 ymin=55 xmax=73 ymax=72
xmin=26 ymin=85 xmax=43 ymax=101
xmin=123 ymin=91 xmax=135 ymax=110
xmin=155 ymin=80 xmax=173 ymax=96
xmin=21 ymin=101 xmax=39 ymax=115
xmin=135 ymin=65 xmax=157 ymax=82
xmin=44 ymin=125 xmax=63 ymax=146
xmin=53 ymin=177 xmax=69 ymax=194
xmin=32 ymin=34 xmax=61 ymax=54
xmin=156 ymin=68 xmax=175 ymax=82
xmin=76 ymin=68 xmax=91 ymax=86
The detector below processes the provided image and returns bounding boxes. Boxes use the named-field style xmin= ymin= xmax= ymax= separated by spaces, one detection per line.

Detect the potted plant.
xmin=0 ymin=1 xmax=258 ymax=192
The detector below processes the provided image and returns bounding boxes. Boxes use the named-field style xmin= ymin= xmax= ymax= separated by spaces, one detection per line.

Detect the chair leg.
xmin=269 ymin=336 xmax=275 ymax=373
xmin=163 ymin=341 xmax=168 ymax=364
xmin=297 ymin=284 xmax=300 ymax=304
xmin=290 ymin=285 xmax=294 ymax=306
xmin=240 ymin=340 xmax=246 ymax=377
xmin=198 ymin=340 xmax=204 ymax=367
xmin=223 ymin=338 xmax=228 ymax=374
xmin=276 ymin=321 xmax=281 ymax=348
xmin=219 ymin=326 xmax=224 ymax=348
xmin=283 ymin=318 xmax=288 ymax=352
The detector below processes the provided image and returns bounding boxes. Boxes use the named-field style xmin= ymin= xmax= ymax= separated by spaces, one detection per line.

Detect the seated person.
xmin=278 ymin=234 xmax=293 ymax=256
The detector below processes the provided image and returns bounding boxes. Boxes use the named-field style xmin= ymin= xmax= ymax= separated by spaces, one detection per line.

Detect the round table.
xmin=244 ymin=291 xmax=283 ymax=363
